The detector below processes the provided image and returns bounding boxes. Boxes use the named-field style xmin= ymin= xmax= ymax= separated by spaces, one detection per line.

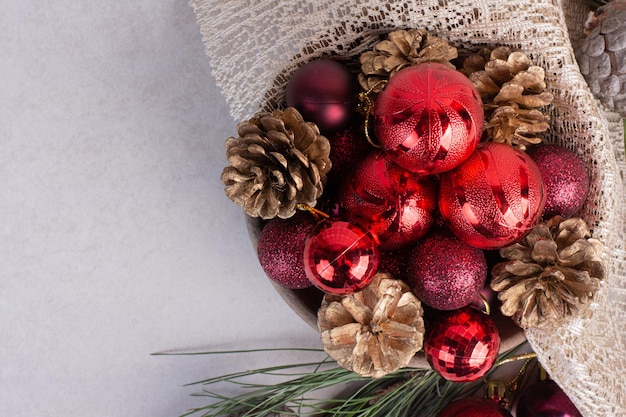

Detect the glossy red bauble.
xmin=516 ymin=380 xmax=582 ymax=417
xmin=424 ymin=307 xmax=500 ymax=382
xmin=339 ymin=151 xmax=438 ymax=250
xmin=374 ymin=63 xmax=484 ymax=174
xmin=436 ymin=398 xmax=513 ymax=417
xmin=407 ymin=231 xmax=487 ymax=310
xmin=526 ymin=144 xmax=590 ymax=219
xmin=286 ymin=60 xmax=359 ymax=133
xmin=439 ymin=142 xmax=546 ymax=249
xmin=303 ymin=218 xmax=379 ymax=294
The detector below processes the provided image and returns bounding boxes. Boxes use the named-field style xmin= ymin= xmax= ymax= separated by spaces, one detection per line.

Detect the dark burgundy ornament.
xmin=516 ymin=379 xmax=582 ymax=417
xmin=326 ymin=125 xmax=371 ymax=184
xmin=374 ymin=63 xmax=484 ymax=174
xmin=436 ymin=398 xmax=513 ymax=417
xmin=286 ymin=59 xmax=359 ymax=133
xmin=303 ymin=218 xmax=379 ymax=294
xmin=424 ymin=307 xmax=500 ymax=382
xmin=439 ymin=142 xmax=546 ymax=249
xmin=339 ymin=150 xmax=438 ymax=250
xmin=526 ymin=144 xmax=590 ymax=219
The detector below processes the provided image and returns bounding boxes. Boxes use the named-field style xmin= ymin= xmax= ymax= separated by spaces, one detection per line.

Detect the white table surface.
xmin=1 ymin=2 xmax=320 ymax=416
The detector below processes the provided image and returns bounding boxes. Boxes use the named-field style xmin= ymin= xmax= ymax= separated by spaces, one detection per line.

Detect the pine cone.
xmin=358 ymin=29 xmax=458 ymax=93
xmin=575 ymin=0 xmax=626 ymax=117
xmin=221 ymin=107 xmax=331 ymax=220
xmin=317 ymin=273 xmax=425 ymax=378
xmin=462 ymin=46 xmax=554 ymax=150
xmin=491 ymin=216 xmax=605 ymax=329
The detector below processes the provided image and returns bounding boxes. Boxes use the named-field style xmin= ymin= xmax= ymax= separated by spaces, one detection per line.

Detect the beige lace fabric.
xmin=191 ymin=0 xmax=626 ymax=415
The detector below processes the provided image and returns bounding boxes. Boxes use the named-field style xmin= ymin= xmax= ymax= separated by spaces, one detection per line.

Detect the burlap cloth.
xmin=191 ymin=0 xmax=626 ymax=415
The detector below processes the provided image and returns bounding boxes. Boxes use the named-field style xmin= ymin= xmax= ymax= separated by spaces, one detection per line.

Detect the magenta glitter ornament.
xmin=374 ymin=63 xmax=484 ymax=174
xmin=339 ymin=150 xmax=438 ymax=250
xmin=424 ymin=307 xmax=500 ymax=382
xmin=516 ymin=380 xmax=582 ymax=417
xmin=257 ymin=212 xmax=317 ymax=289
xmin=436 ymin=398 xmax=513 ymax=417
xmin=303 ymin=218 xmax=379 ymax=294
xmin=407 ymin=231 xmax=487 ymax=310
xmin=286 ymin=60 xmax=359 ymax=133
xmin=526 ymin=144 xmax=590 ymax=219
xmin=439 ymin=142 xmax=546 ymax=250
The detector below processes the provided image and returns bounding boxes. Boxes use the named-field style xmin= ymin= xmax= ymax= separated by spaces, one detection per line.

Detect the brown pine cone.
xmin=317 ymin=273 xmax=425 ymax=378
xmin=221 ymin=107 xmax=331 ymax=220
xmin=462 ymin=46 xmax=554 ymax=150
xmin=358 ymin=29 xmax=458 ymax=93
xmin=491 ymin=216 xmax=605 ymax=329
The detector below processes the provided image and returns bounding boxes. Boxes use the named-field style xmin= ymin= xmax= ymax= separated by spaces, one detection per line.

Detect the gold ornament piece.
xmin=358 ymin=28 xmax=458 ymax=93
xmin=317 ymin=273 xmax=425 ymax=378
xmin=221 ymin=107 xmax=331 ymax=220
xmin=491 ymin=216 xmax=605 ymax=329
xmin=462 ymin=46 xmax=554 ymax=150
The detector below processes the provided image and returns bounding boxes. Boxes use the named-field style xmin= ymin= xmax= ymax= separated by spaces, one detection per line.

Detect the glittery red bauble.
xmin=516 ymin=380 xmax=582 ymax=417
xmin=526 ymin=144 xmax=590 ymax=219
xmin=436 ymin=398 xmax=513 ymax=417
xmin=439 ymin=143 xmax=546 ymax=249
xmin=303 ymin=218 xmax=379 ymax=294
xmin=407 ymin=231 xmax=487 ymax=310
xmin=327 ymin=126 xmax=371 ymax=184
xmin=339 ymin=150 xmax=438 ymax=250
xmin=374 ymin=63 xmax=484 ymax=174
xmin=424 ymin=307 xmax=500 ymax=382
xmin=286 ymin=60 xmax=359 ymax=133
xmin=257 ymin=212 xmax=317 ymax=289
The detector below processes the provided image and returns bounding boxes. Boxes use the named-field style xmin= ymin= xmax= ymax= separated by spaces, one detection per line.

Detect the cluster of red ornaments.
xmin=256 ymin=58 xmax=590 ymax=382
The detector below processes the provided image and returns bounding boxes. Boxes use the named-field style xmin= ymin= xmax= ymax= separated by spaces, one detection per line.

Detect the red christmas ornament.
xmin=407 ymin=230 xmax=487 ymax=310
xmin=374 ymin=63 xmax=484 ymax=174
xmin=286 ymin=59 xmax=359 ymax=133
xmin=516 ymin=380 xmax=582 ymax=417
xmin=339 ymin=150 xmax=438 ymax=250
xmin=257 ymin=212 xmax=317 ymax=289
xmin=437 ymin=398 xmax=513 ymax=417
xmin=327 ymin=125 xmax=371 ymax=184
xmin=526 ymin=144 xmax=590 ymax=219
xmin=303 ymin=218 xmax=379 ymax=294
xmin=424 ymin=307 xmax=500 ymax=382
xmin=439 ymin=142 xmax=546 ymax=249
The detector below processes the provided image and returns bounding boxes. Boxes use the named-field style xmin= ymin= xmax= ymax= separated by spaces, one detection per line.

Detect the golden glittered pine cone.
xmin=221 ymin=107 xmax=331 ymax=220
xmin=462 ymin=46 xmax=554 ymax=150
xmin=317 ymin=273 xmax=425 ymax=378
xmin=491 ymin=216 xmax=605 ymax=329
xmin=358 ymin=28 xmax=458 ymax=93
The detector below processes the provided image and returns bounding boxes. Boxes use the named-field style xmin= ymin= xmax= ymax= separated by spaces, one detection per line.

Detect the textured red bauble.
xmin=286 ymin=59 xmax=359 ymax=133
xmin=424 ymin=307 xmax=500 ymax=382
xmin=436 ymin=398 xmax=513 ymax=417
xmin=439 ymin=142 xmax=546 ymax=249
xmin=526 ymin=144 xmax=590 ymax=219
xmin=339 ymin=150 xmax=438 ymax=250
xmin=407 ymin=230 xmax=487 ymax=310
xmin=516 ymin=380 xmax=582 ymax=417
xmin=374 ymin=63 xmax=484 ymax=174
xmin=257 ymin=212 xmax=318 ymax=289
xmin=303 ymin=218 xmax=379 ymax=294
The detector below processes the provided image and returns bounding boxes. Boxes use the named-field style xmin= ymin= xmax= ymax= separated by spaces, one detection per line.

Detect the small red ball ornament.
xmin=436 ymin=398 xmax=513 ymax=417
xmin=374 ymin=63 xmax=484 ymax=174
xmin=407 ymin=231 xmax=487 ymax=310
xmin=327 ymin=126 xmax=371 ymax=184
xmin=439 ymin=142 xmax=546 ymax=249
xmin=303 ymin=218 xmax=379 ymax=294
xmin=339 ymin=150 xmax=438 ymax=250
xmin=424 ymin=307 xmax=500 ymax=382
xmin=526 ymin=144 xmax=590 ymax=219
xmin=286 ymin=60 xmax=359 ymax=133
xmin=516 ymin=380 xmax=582 ymax=417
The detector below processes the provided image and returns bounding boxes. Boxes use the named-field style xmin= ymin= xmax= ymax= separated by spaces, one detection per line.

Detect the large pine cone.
xmin=221 ymin=107 xmax=331 ymax=219
xmin=491 ymin=216 xmax=605 ymax=329
xmin=575 ymin=0 xmax=626 ymax=117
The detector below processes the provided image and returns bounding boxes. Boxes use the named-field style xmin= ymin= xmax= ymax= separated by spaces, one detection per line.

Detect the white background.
xmin=1 ymin=1 xmax=320 ymax=416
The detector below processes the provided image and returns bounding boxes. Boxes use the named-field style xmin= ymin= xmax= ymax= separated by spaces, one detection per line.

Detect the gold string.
xmin=296 ymin=203 xmax=330 ymax=221
xmin=357 ymin=80 xmax=387 ymax=148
